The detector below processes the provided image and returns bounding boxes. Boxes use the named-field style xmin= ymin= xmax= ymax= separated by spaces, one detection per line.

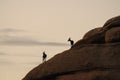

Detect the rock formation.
xmin=83 ymin=27 xmax=101 ymax=39
xmin=22 ymin=16 xmax=120 ymax=80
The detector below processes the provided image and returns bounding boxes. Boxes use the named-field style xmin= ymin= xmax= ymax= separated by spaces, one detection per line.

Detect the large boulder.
xmin=102 ymin=15 xmax=120 ymax=31
xmin=103 ymin=16 xmax=120 ymax=27
xmin=23 ymin=43 xmax=120 ymax=80
xmin=22 ymin=16 xmax=120 ymax=80
xmin=83 ymin=27 xmax=101 ymax=39
xmin=72 ymin=16 xmax=120 ymax=48
xmin=105 ymin=27 xmax=120 ymax=43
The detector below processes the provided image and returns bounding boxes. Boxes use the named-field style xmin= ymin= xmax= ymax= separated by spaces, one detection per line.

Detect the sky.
xmin=0 ymin=0 xmax=120 ymax=80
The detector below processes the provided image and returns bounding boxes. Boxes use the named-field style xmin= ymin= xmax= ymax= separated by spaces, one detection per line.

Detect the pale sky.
xmin=0 ymin=0 xmax=120 ymax=42
xmin=0 ymin=0 xmax=120 ymax=80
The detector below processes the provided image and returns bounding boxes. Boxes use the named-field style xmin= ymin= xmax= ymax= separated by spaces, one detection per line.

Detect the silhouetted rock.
xmin=22 ymin=16 xmax=120 ymax=80
xmin=83 ymin=27 xmax=101 ymax=39
xmin=102 ymin=15 xmax=120 ymax=31
xmin=105 ymin=27 xmax=120 ymax=43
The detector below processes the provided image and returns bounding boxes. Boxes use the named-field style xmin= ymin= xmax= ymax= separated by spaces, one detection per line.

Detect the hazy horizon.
xmin=0 ymin=0 xmax=120 ymax=80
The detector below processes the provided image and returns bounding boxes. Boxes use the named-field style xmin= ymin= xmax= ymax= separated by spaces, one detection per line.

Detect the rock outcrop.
xmin=83 ymin=27 xmax=101 ymax=39
xmin=105 ymin=27 xmax=120 ymax=43
xmin=22 ymin=16 xmax=120 ymax=80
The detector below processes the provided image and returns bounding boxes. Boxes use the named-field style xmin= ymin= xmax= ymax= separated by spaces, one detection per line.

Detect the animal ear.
xmin=69 ymin=37 xmax=71 ymax=39
xmin=68 ymin=38 xmax=70 ymax=41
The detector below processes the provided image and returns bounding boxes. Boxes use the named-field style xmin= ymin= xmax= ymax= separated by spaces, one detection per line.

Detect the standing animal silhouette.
xmin=68 ymin=37 xmax=74 ymax=47
xmin=42 ymin=51 xmax=47 ymax=63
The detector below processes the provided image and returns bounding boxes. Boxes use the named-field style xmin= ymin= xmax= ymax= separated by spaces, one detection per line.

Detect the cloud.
xmin=0 ymin=28 xmax=69 ymax=46
xmin=0 ymin=28 xmax=25 ymax=40
xmin=0 ymin=28 xmax=24 ymax=33
xmin=39 ymin=42 xmax=69 ymax=46
xmin=0 ymin=52 xmax=6 ymax=55
xmin=0 ymin=60 xmax=13 ymax=65
xmin=0 ymin=36 xmax=69 ymax=46
xmin=25 ymin=62 xmax=40 ymax=65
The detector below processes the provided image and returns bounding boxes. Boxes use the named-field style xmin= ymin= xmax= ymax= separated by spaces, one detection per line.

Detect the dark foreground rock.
xmin=22 ymin=16 xmax=120 ymax=80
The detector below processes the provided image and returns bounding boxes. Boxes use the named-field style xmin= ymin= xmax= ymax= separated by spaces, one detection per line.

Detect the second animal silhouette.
xmin=68 ymin=37 xmax=74 ymax=47
xmin=42 ymin=51 xmax=47 ymax=63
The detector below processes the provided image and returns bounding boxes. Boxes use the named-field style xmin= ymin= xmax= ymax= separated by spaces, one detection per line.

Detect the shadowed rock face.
xmin=83 ymin=27 xmax=101 ymax=39
xmin=22 ymin=16 xmax=120 ymax=80
xmin=103 ymin=15 xmax=120 ymax=28
xmin=105 ymin=27 xmax=120 ymax=43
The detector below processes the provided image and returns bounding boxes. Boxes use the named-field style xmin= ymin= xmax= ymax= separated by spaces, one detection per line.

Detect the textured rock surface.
xmin=83 ymin=27 xmax=101 ymax=39
xmin=22 ymin=16 xmax=120 ymax=80
xmin=103 ymin=15 xmax=120 ymax=28
xmin=56 ymin=70 xmax=120 ymax=80
xmin=102 ymin=15 xmax=120 ymax=32
xmin=105 ymin=27 xmax=120 ymax=43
